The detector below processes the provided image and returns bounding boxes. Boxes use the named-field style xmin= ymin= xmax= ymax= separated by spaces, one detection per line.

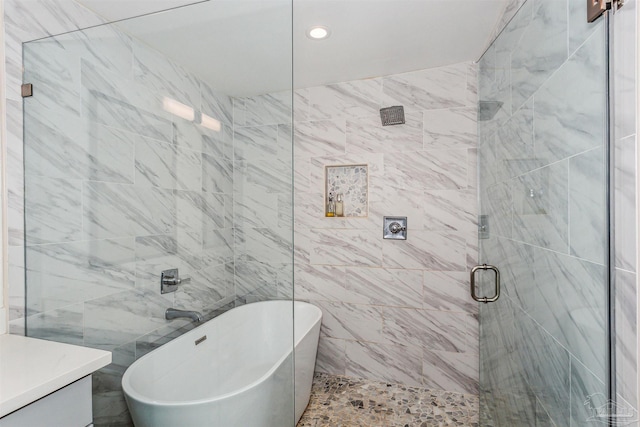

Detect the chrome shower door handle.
xmin=470 ymin=264 xmax=500 ymax=303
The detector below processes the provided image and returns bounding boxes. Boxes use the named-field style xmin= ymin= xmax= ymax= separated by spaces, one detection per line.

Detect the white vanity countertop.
xmin=0 ymin=334 xmax=111 ymax=417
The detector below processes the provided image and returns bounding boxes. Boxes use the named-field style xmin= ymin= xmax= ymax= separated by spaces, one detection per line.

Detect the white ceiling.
xmin=75 ymin=0 xmax=508 ymax=97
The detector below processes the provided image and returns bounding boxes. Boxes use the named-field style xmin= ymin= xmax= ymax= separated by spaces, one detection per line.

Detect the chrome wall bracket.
xmin=470 ymin=264 xmax=501 ymax=303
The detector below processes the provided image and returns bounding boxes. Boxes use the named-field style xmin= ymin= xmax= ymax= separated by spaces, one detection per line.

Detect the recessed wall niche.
xmin=324 ymin=164 xmax=368 ymax=217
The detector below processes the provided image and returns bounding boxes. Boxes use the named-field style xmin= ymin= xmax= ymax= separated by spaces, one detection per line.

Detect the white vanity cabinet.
xmin=0 ymin=335 xmax=111 ymax=427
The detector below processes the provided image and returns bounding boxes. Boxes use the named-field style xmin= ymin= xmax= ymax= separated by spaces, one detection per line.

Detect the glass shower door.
xmin=476 ymin=1 xmax=611 ymax=425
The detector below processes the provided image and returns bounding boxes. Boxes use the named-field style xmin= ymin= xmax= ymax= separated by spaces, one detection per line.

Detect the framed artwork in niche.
xmin=324 ymin=164 xmax=368 ymax=217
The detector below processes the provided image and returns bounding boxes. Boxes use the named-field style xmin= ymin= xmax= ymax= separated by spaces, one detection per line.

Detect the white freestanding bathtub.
xmin=121 ymin=300 xmax=322 ymax=427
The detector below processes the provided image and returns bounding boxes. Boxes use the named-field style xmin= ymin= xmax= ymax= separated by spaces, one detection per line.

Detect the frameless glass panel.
xmin=22 ymin=1 xmax=294 ymax=425
xmin=476 ymin=0 xmax=610 ymax=425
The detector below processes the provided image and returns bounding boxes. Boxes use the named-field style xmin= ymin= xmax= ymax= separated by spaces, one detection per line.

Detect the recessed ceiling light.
xmin=307 ymin=26 xmax=330 ymax=40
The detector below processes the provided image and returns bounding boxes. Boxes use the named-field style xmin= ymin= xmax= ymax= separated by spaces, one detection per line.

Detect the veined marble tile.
xmin=234 ymin=186 xmax=280 ymax=229
xmin=234 ymin=261 xmax=277 ymax=299
xmin=202 ymin=153 xmax=232 ymax=195
xmin=234 ymin=125 xmax=279 ymax=160
xmin=83 ymin=289 xmax=170 ymax=351
xmin=466 ymin=63 xmax=478 ymax=106
xmin=385 ymin=149 xmax=468 ymax=192
xmin=368 ymin=185 xmax=424 ymax=230
xmin=202 ymin=228 xmax=234 ymax=266
xmin=495 ymin=99 xmax=537 ymax=179
xmin=174 ymin=263 xmax=233 ymax=311
xmin=175 ymin=146 xmax=202 ymax=191
xmin=25 ymin=238 xmax=135 ymax=315
xmin=422 ymin=349 xmax=478 ymax=394
xmin=134 ymin=234 xmax=201 ymax=294
xmin=344 ymin=267 xmax=422 ymax=309
xmin=382 ymin=63 xmax=468 ymax=112
xmin=23 ymin=42 xmax=81 ymax=118
xmin=235 ymin=227 xmax=293 ymax=265
xmin=82 ymin=182 xmax=175 ymax=239
xmin=4 ymin=0 xmax=104 ymax=43
xmin=511 ymin=0 xmax=568 ymax=111
xmin=294 ymin=264 xmax=362 ymax=304
xmin=133 ymin=40 xmax=200 ymax=109
xmin=533 ymin=25 xmax=605 ymax=166
xmin=314 ymin=301 xmax=384 ymax=343
xmin=613 ymin=0 xmax=637 ymax=140
xmin=423 ymin=189 xmax=477 ymax=233
xmin=234 ymin=157 xmax=291 ymax=195
xmin=135 ymin=139 xmax=178 ymax=189
xmin=568 ymin=0 xmax=604 ymax=56
xmin=6 ymin=98 xmax=25 ymax=247
xmin=570 ymin=357 xmax=607 ymax=426
xmin=423 ymin=271 xmax=476 ymax=314
xmin=8 ymin=246 xmax=25 ymax=321
xmin=24 ymin=109 xmax=135 ymax=183
xmin=512 ymin=160 xmax=569 ymax=253
xmin=243 ymin=91 xmax=292 ymax=127
xmin=615 ymin=269 xmax=638 ymax=411
xmin=382 ymin=231 xmax=466 ymax=271
xmin=201 ymin=83 xmax=233 ymax=126
xmin=293 ymin=88 xmax=310 ymax=122
xmin=615 ymin=135 xmax=637 ymax=271
xmin=569 ymin=147 xmax=606 ymax=264
xmin=345 ymin=341 xmax=422 ymax=387
xmin=175 ymin=190 xmax=224 ymax=253
xmin=310 ymin=229 xmax=382 ymax=267
xmin=467 ymin=147 xmax=478 ymax=191
xmin=307 ymin=78 xmax=382 ymax=121
xmin=483 ymin=181 xmax=513 ymax=239
xmin=383 ymin=307 xmax=468 ymax=353
xmin=25 ymin=175 xmax=82 ymax=245
xmin=201 ymin=123 xmax=233 ymax=160
xmin=26 ymin=303 xmax=84 ymax=346
xmin=294 ymin=119 xmax=346 ymax=159
xmin=315 ymin=337 xmax=346 ymax=376
xmin=423 ymin=107 xmax=476 ymax=150
xmin=346 ymin=111 xmax=423 ymax=154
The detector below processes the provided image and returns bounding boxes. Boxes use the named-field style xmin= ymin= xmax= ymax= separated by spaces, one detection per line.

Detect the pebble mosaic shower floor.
xmin=297 ymin=373 xmax=479 ymax=427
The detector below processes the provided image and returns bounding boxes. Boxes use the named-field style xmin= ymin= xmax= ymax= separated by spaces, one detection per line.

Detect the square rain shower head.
xmin=380 ymin=106 xmax=405 ymax=126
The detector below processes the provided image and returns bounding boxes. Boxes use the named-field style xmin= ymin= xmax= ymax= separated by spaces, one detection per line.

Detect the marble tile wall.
xmin=6 ymin=5 xmax=238 ymax=425
xmin=478 ymin=0 xmax=639 ymax=425
xmin=288 ymin=63 xmax=479 ymax=395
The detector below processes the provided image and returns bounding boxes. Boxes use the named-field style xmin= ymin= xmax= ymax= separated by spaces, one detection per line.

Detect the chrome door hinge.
xmin=588 ymin=0 xmax=624 ymax=23
xmin=21 ymin=83 xmax=33 ymax=98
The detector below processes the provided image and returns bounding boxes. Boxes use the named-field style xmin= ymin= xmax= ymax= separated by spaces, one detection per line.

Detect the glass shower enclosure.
xmin=476 ymin=0 xmax=614 ymax=425
xmin=21 ymin=1 xmax=294 ymax=425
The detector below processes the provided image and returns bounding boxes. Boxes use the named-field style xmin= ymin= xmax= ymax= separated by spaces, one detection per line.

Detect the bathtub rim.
xmin=121 ymin=300 xmax=322 ymax=407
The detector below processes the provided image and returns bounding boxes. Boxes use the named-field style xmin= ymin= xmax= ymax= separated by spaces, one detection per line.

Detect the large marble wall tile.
xmin=294 ymin=119 xmax=346 ymax=158
xmin=307 ymin=78 xmax=382 ymax=121
xmin=512 ymin=160 xmax=569 ymax=253
xmin=202 ymin=228 xmax=234 ymax=266
xmin=26 ymin=238 xmax=136 ymax=314
xmin=345 ymin=341 xmax=423 ymax=387
xmin=615 ymin=135 xmax=637 ymax=271
xmin=382 ymin=231 xmax=466 ymax=271
xmin=423 ymin=189 xmax=477 ymax=232
xmin=83 ymin=289 xmax=170 ymax=351
xmin=385 ymin=149 xmax=469 ymax=191
xmin=25 ymin=176 xmax=82 ymax=245
xmin=615 ymin=269 xmax=638 ymax=412
xmin=24 ymin=110 xmax=135 ymax=183
xmin=202 ymin=153 xmax=233 ymax=195
xmin=382 ymin=63 xmax=468 ymax=112
xmin=533 ymin=25 xmax=606 ymax=166
xmin=382 ymin=307 xmax=468 ymax=353
xmin=570 ymin=357 xmax=607 ymax=426
xmin=201 ymin=123 xmax=233 ymax=160
xmin=133 ymin=40 xmax=200 ymax=109
xmin=345 ymin=111 xmax=423 ymax=154
xmin=568 ymin=0 xmax=604 ymax=55
xmin=315 ymin=337 xmax=346 ymax=375
xmin=8 ymin=246 xmax=25 ymax=321
xmin=344 ymin=267 xmax=422 ymax=308
xmin=569 ymin=147 xmax=606 ymax=264
xmin=25 ymin=303 xmax=84 ymax=346
xmin=315 ymin=301 xmax=384 ymax=343
xmin=134 ymin=139 xmax=178 ymax=188
xmin=234 ymin=157 xmax=291 ymax=195
xmin=235 ymin=227 xmax=293 ymax=265
xmin=234 ymin=185 xmax=280 ymax=229
xmin=310 ymin=229 xmax=382 ymax=267
xmin=6 ymin=98 xmax=26 ymax=247
xmin=423 ymin=107 xmax=476 ymax=149
xmin=201 ymin=83 xmax=233 ymax=126
xmin=175 ymin=190 xmax=223 ymax=253
xmin=234 ymin=261 xmax=278 ymax=299
xmin=243 ymin=91 xmax=292 ymax=127
xmin=613 ymin=0 xmax=637 ymax=140
xmin=294 ymin=264 xmax=364 ymax=304
xmin=423 ymin=271 xmax=476 ymax=314
xmin=422 ymin=349 xmax=478 ymax=394
xmin=368 ymin=186 xmax=425 ymax=230
xmin=495 ymin=99 xmax=536 ymax=179
xmin=234 ymin=125 xmax=279 ymax=161
xmin=510 ymin=0 xmax=568 ymax=111
xmin=83 ymin=182 xmax=175 ymax=239
xmin=174 ymin=263 xmax=233 ymax=311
